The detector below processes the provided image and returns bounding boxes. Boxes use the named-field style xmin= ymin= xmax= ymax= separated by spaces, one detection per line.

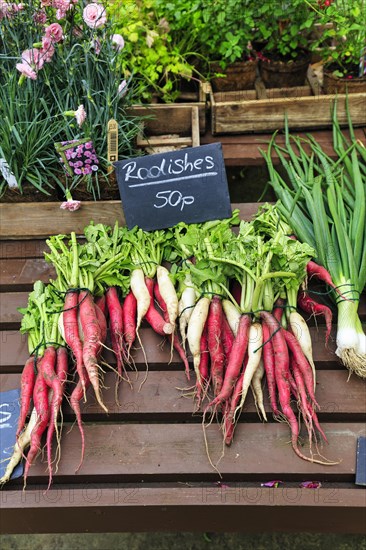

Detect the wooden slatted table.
xmin=0 ymin=202 xmax=365 ymax=534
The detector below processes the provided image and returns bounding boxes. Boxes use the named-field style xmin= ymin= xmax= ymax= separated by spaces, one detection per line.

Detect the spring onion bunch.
xmin=262 ymin=110 xmax=366 ymax=378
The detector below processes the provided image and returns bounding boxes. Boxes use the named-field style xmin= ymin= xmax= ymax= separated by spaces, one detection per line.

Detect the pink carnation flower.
xmin=83 ymin=2 xmax=106 ymax=29
xmin=16 ymin=48 xmax=44 ymax=80
xmin=117 ymin=79 xmax=127 ymax=97
xmin=60 ymin=199 xmax=81 ymax=211
xmin=45 ymin=22 xmax=63 ymax=43
xmin=111 ymin=34 xmax=125 ymax=51
xmin=40 ymin=36 xmax=55 ymax=62
xmin=33 ymin=9 xmax=47 ymax=24
xmin=75 ymin=105 xmax=87 ymax=127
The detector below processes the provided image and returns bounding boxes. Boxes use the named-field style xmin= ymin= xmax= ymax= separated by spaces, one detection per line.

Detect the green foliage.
xmin=154 ymin=0 xmax=256 ymax=70
xmin=309 ymin=0 xmax=366 ymax=76
xmin=253 ymin=0 xmax=318 ymax=59
xmin=108 ymin=0 xmax=200 ymax=102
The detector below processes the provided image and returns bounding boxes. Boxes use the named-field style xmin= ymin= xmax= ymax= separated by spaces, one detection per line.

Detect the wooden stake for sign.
xmin=107 ymin=119 xmax=118 ymax=172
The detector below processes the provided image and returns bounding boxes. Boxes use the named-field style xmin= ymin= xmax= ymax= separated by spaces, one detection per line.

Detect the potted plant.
xmin=309 ymin=0 xmax=366 ymax=93
xmin=0 ymin=0 xmax=142 ymax=201
xmin=253 ymin=0 xmax=318 ymax=88
xmin=108 ymin=0 xmax=202 ymax=103
xmin=153 ymin=0 xmax=257 ymax=92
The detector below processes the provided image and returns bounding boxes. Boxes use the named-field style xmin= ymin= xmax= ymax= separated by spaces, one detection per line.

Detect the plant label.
xmin=0 ymin=389 xmax=23 ymax=480
xmin=114 ymin=143 xmax=232 ymax=230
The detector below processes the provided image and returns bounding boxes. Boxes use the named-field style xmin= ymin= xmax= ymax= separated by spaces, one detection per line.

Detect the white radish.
xmin=0 ymin=407 xmax=38 ymax=485
xmin=156 ymin=265 xmax=179 ymax=331
xmin=289 ymin=311 xmax=316 ymax=389
xmin=130 ymin=268 xmax=151 ymax=329
xmin=222 ymin=299 xmax=241 ymax=336
xmin=250 ymin=358 xmax=267 ymax=422
xmin=178 ymin=273 xmax=196 ymax=349
xmin=187 ymin=296 xmax=211 ymax=382
xmin=237 ymin=322 xmax=263 ymax=412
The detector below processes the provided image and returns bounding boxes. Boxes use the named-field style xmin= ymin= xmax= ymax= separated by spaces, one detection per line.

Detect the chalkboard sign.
xmin=115 ymin=143 xmax=232 ymax=231
xmin=0 ymin=389 xmax=23 ymax=480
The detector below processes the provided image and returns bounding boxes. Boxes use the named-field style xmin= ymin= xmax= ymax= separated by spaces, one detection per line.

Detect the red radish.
xmin=105 ymin=287 xmax=124 ymax=377
xmin=260 ymin=311 xmax=333 ymax=465
xmin=187 ymin=297 xmax=211 ymax=384
xmin=70 ymin=369 xmax=91 ymax=473
xmin=196 ymin=322 xmax=209 ymax=405
xmin=16 ymin=356 xmax=36 ymax=437
xmin=261 ymin=322 xmax=279 ymax=415
xmin=288 ymin=310 xmax=316 ymax=388
xmin=224 ymin=370 xmax=245 ymax=446
xmin=95 ymin=294 xmax=106 ymax=317
xmin=46 ymin=346 xmax=69 ymax=489
xmin=291 ymin=357 xmax=328 ymax=445
xmin=130 ymin=268 xmax=151 ymax=330
xmin=79 ymin=290 xmax=107 ymax=413
xmin=153 ymin=280 xmax=190 ymax=378
xmin=221 ymin=314 xmax=235 ymax=362
xmin=307 ymin=261 xmax=339 ymax=292
xmin=273 ymin=297 xmax=285 ymax=325
xmin=123 ymin=290 xmax=137 ymax=358
xmin=156 ymin=265 xmax=178 ymax=332
xmin=297 ymin=288 xmax=332 ymax=345
xmin=63 ymin=290 xmax=86 ymax=393
xmin=283 ymin=328 xmax=319 ymax=408
xmin=145 ymin=278 xmax=173 ymax=335
xmin=207 ymin=296 xmax=225 ymax=397
xmin=23 ymin=370 xmax=51 ymax=485
xmin=208 ymin=314 xmax=250 ymax=407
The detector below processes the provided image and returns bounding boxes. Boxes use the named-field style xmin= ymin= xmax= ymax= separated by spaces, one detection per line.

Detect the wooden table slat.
xmin=11 ymin=422 xmax=365 ymax=483
xmin=1 ymin=486 xmax=364 ymax=534
xmin=0 ymin=326 xmax=344 ymax=371
xmin=1 ymin=369 xmax=363 ymax=420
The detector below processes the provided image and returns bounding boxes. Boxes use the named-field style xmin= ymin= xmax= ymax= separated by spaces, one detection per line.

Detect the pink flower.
xmin=16 ymin=48 xmax=44 ymax=79
xmin=300 ymin=481 xmax=322 ymax=489
xmin=75 ymin=105 xmax=86 ymax=127
xmin=91 ymin=37 xmax=101 ymax=54
xmin=41 ymin=0 xmax=52 ymax=6
xmin=33 ymin=9 xmax=47 ymax=24
xmin=16 ymin=62 xmax=37 ymax=80
xmin=111 ymin=34 xmax=124 ymax=51
xmin=45 ymin=22 xmax=63 ymax=43
xmin=60 ymin=199 xmax=81 ymax=211
xmin=117 ymin=79 xmax=127 ymax=97
xmin=40 ymin=36 xmax=55 ymax=62
xmin=83 ymin=3 xmax=106 ymax=29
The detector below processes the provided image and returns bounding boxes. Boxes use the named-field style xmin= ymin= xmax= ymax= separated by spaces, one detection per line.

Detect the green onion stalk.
xmin=262 ymin=112 xmax=366 ymax=378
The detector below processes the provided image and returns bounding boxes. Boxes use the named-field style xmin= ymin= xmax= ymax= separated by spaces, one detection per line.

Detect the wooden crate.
xmin=209 ymin=68 xmax=366 ymax=135
xmin=0 ymin=202 xmax=365 ymax=534
xmin=128 ymin=101 xmax=207 ymax=137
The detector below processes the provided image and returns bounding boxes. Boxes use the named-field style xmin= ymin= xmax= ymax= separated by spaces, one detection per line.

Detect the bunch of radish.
xmin=170 ymin=205 xmax=338 ymax=467
xmin=1 ymin=205 xmax=341 ymax=487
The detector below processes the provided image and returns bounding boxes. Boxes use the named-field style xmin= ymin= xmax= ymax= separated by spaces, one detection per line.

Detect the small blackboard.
xmin=0 ymin=389 xmax=23 ymax=480
xmin=115 ymin=143 xmax=232 ymax=231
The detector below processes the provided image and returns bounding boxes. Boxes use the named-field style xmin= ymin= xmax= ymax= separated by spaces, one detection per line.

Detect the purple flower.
xmin=300 ymin=481 xmax=322 ymax=489
xmin=261 ymin=480 xmax=283 ymax=488
xmin=85 ymin=141 xmax=92 ymax=150
xmin=74 ymin=167 xmax=82 ymax=175
xmin=60 ymin=199 xmax=81 ymax=212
